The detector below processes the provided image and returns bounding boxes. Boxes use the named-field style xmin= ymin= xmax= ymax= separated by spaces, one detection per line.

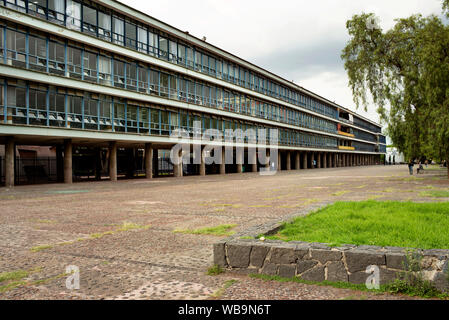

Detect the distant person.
xmin=313 ymin=159 xmax=317 ymax=168
xmin=425 ymin=159 xmax=429 ymax=168
xmin=393 ymin=156 xmax=396 ymax=165
xmin=417 ymin=161 xmax=424 ymax=174
xmin=389 ymin=155 xmax=392 ymax=165
xmin=408 ymin=159 xmax=414 ymax=175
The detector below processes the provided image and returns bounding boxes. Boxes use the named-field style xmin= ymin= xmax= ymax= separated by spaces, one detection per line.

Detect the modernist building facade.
xmin=0 ymin=0 xmax=386 ymax=187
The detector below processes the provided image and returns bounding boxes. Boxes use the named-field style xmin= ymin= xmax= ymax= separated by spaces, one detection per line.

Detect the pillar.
xmin=145 ymin=143 xmax=153 ymax=179
xmin=303 ymin=152 xmax=308 ymax=169
xmin=236 ymin=147 xmax=243 ymax=173
xmin=64 ymin=139 xmax=73 ymax=184
xmin=317 ymin=153 xmax=321 ymax=169
xmin=278 ymin=151 xmax=282 ymax=171
xmin=95 ymin=147 xmax=102 ymax=181
xmin=109 ymin=141 xmax=117 ymax=182
xmin=286 ymin=151 xmax=291 ymax=170
xmin=220 ymin=147 xmax=226 ymax=175
xmin=251 ymin=148 xmax=257 ymax=173
xmin=200 ymin=145 xmax=206 ymax=176
xmin=323 ymin=153 xmax=327 ymax=169
xmin=56 ymin=145 xmax=64 ymax=183
xmin=295 ymin=152 xmax=300 ymax=170
xmin=5 ymin=137 xmax=14 ymax=188
xmin=153 ymin=148 xmax=159 ymax=178
xmin=311 ymin=152 xmax=315 ymax=169
xmin=333 ymin=153 xmax=337 ymax=168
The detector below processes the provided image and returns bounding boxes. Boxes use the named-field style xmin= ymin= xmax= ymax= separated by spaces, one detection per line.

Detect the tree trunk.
xmin=447 ymin=160 xmax=449 ymax=179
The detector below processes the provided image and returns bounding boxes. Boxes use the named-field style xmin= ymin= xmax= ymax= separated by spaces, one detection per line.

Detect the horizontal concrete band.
xmin=0 ymin=124 xmax=383 ymax=155
xmin=0 ymin=64 xmax=379 ymax=146
xmin=0 ymin=6 xmax=383 ymax=136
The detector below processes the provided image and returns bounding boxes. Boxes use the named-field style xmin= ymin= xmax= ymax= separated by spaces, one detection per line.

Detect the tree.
xmin=341 ymin=1 xmax=449 ymax=177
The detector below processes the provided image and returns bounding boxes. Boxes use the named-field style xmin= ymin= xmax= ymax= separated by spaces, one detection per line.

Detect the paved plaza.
xmin=0 ymin=165 xmax=448 ymax=300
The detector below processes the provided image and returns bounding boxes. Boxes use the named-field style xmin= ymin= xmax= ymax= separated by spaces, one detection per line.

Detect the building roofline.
xmin=99 ymin=0 xmax=381 ymax=129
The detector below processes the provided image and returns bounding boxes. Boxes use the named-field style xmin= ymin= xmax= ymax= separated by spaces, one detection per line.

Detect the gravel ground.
xmin=0 ymin=164 xmax=448 ymax=300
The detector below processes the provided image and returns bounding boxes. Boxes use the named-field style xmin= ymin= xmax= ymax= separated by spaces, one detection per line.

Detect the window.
xmin=29 ymin=35 xmax=47 ymax=72
xmin=48 ymin=0 xmax=65 ymax=23
xmin=113 ymin=101 xmax=125 ymax=131
xmin=149 ymin=31 xmax=158 ymax=56
xmin=113 ymin=59 xmax=125 ymax=88
xmin=6 ymin=30 xmax=26 ymax=67
xmin=112 ymin=16 xmax=124 ymax=45
xmin=83 ymin=5 xmax=97 ymax=35
xmin=67 ymin=46 xmax=82 ymax=79
xmin=137 ymin=27 xmax=148 ymax=53
xmin=186 ymin=47 xmax=194 ymax=69
xmin=28 ymin=0 xmax=46 ymax=17
xmin=138 ymin=66 xmax=148 ymax=93
xmin=125 ymin=21 xmax=137 ymax=49
xmin=169 ymin=40 xmax=177 ymax=62
xmin=66 ymin=0 xmax=81 ymax=30
xmin=48 ymin=41 xmax=65 ymax=75
xmin=98 ymin=55 xmax=112 ymax=85
xmin=126 ymin=63 xmax=138 ymax=90
xmin=159 ymin=72 xmax=169 ymax=97
xmin=83 ymin=51 xmax=97 ymax=82
xmin=159 ymin=36 xmax=168 ymax=59
xmin=177 ymin=44 xmax=186 ymax=65
xmin=98 ymin=12 xmax=112 ymax=40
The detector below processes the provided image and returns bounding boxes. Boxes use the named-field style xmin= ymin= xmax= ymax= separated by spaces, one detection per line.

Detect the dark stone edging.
xmin=213 ymin=201 xmax=449 ymax=292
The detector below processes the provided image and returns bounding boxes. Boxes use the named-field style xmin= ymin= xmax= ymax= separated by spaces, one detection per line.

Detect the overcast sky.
xmin=119 ymin=0 xmax=444 ymax=128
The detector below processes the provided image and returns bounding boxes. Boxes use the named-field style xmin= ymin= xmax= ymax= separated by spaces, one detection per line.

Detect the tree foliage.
xmin=341 ymin=1 xmax=449 ymax=176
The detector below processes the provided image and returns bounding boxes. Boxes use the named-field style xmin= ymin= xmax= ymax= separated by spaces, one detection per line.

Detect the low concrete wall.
xmin=213 ymin=202 xmax=449 ymax=292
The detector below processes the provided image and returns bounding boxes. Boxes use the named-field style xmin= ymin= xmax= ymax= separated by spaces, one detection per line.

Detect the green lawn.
xmin=267 ymin=201 xmax=449 ymax=249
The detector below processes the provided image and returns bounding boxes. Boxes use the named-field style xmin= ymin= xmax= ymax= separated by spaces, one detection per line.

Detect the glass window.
xmin=28 ymin=0 xmax=46 ymax=16
xmin=83 ymin=5 xmax=97 ymax=35
xmin=48 ymin=0 xmax=65 ymax=23
xmin=29 ymin=35 xmax=47 ymax=72
xmin=169 ymin=41 xmax=177 ymax=62
xmin=138 ymin=66 xmax=149 ymax=93
xmin=186 ymin=47 xmax=194 ymax=68
xmin=177 ymin=44 xmax=186 ymax=65
xmin=149 ymin=32 xmax=158 ymax=56
xmin=126 ymin=63 xmax=138 ymax=90
xmin=112 ymin=16 xmax=124 ymax=45
xmin=98 ymin=12 xmax=112 ymax=39
xmin=125 ymin=21 xmax=137 ymax=49
xmin=113 ymin=59 xmax=125 ymax=88
xmin=67 ymin=46 xmax=82 ymax=79
xmin=66 ymin=0 xmax=82 ymax=30
xmin=137 ymin=27 xmax=148 ymax=53
xmin=160 ymin=72 xmax=169 ymax=97
xmin=159 ymin=37 xmax=168 ymax=59
xmin=83 ymin=51 xmax=97 ymax=82
xmin=98 ymin=55 xmax=112 ymax=85
xmin=48 ymin=41 xmax=65 ymax=75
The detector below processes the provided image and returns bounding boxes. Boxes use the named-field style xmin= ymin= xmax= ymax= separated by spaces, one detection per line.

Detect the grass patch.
xmin=249 ymin=274 xmax=449 ymax=299
xmin=332 ymin=191 xmax=350 ymax=196
xmin=174 ymin=224 xmax=237 ymax=236
xmin=211 ymin=279 xmax=238 ymax=298
xmin=419 ymin=190 xmax=449 ymax=198
xmin=0 ymin=270 xmax=29 ymax=283
xmin=30 ymin=245 xmax=53 ymax=253
xmin=267 ymin=201 xmax=449 ymax=249
xmin=207 ymin=265 xmax=225 ymax=276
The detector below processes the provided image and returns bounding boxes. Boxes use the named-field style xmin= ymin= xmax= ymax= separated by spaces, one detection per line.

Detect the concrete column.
xmin=236 ymin=147 xmax=243 ymax=174
xmin=323 ymin=153 xmax=327 ymax=169
xmin=317 ymin=153 xmax=321 ymax=169
xmin=5 ymin=137 xmax=14 ymax=188
xmin=220 ymin=147 xmax=226 ymax=175
xmin=295 ymin=152 xmax=300 ymax=170
xmin=64 ymin=139 xmax=73 ymax=184
xmin=56 ymin=145 xmax=64 ymax=183
xmin=286 ymin=151 xmax=291 ymax=170
xmin=109 ymin=141 xmax=117 ymax=181
xmin=250 ymin=148 xmax=257 ymax=173
xmin=303 ymin=152 xmax=308 ymax=169
xmin=95 ymin=147 xmax=102 ymax=181
xmin=200 ymin=145 xmax=206 ymax=176
xmin=265 ymin=149 xmax=271 ymax=170
xmin=311 ymin=152 xmax=315 ymax=169
xmin=333 ymin=153 xmax=337 ymax=168
xmin=145 ymin=143 xmax=153 ymax=179
xmin=278 ymin=151 xmax=282 ymax=171
xmin=153 ymin=149 xmax=159 ymax=178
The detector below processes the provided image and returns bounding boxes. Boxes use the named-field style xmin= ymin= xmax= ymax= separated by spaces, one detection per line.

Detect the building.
xmin=0 ymin=0 xmax=386 ymax=187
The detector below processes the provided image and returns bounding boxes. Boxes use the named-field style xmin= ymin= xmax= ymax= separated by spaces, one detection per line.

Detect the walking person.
xmin=408 ymin=159 xmax=414 ymax=175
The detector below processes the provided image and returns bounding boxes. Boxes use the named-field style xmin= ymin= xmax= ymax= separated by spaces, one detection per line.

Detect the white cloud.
xmin=118 ymin=0 xmax=444 ymax=125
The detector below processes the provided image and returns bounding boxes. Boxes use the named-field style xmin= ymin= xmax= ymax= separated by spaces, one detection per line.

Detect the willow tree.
xmin=341 ymin=1 xmax=449 ymax=177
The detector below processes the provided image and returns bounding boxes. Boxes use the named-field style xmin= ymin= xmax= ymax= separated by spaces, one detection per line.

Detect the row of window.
xmin=0 ymin=78 xmax=342 ymax=149
xmin=353 ymin=116 xmax=382 ymax=134
xmin=352 ymin=128 xmax=377 ymax=143
xmin=0 ymin=25 xmax=338 ymax=135
xmin=1 ymin=0 xmax=341 ymax=120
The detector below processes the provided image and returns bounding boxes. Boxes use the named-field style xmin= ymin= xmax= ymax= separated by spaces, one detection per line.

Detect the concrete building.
xmin=0 ymin=0 xmax=386 ymax=187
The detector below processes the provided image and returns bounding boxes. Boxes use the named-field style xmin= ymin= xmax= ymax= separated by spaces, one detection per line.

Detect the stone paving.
xmin=0 ymin=164 xmax=448 ymax=300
